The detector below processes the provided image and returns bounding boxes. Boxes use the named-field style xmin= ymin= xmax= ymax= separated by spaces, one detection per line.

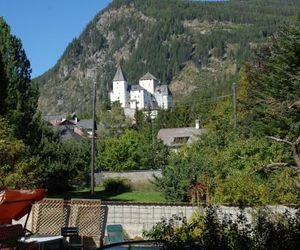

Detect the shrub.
xmin=144 ymin=206 xmax=300 ymax=250
xmin=103 ymin=177 xmax=132 ymax=194
xmin=131 ymin=181 xmax=157 ymax=192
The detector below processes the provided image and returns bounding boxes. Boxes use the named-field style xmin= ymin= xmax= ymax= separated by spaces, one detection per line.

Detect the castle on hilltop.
xmin=110 ymin=66 xmax=172 ymax=111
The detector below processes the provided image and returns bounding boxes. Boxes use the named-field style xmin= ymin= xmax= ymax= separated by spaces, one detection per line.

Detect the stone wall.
xmin=94 ymin=170 xmax=162 ymax=185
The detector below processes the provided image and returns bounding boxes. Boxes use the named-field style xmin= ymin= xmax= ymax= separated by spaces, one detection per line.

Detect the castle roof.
xmin=131 ymin=85 xmax=145 ymax=91
xmin=113 ymin=65 xmax=127 ymax=82
xmin=155 ymin=85 xmax=172 ymax=96
xmin=140 ymin=72 xmax=158 ymax=81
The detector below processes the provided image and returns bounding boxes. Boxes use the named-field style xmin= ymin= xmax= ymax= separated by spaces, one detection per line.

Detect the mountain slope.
xmin=36 ymin=0 xmax=300 ymax=115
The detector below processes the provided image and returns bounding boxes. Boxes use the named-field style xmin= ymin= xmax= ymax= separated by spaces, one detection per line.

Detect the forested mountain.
xmin=36 ymin=0 xmax=300 ymax=115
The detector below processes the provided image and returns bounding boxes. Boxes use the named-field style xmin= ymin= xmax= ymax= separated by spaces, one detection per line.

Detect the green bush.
xmin=103 ymin=177 xmax=132 ymax=194
xmin=144 ymin=206 xmax=300 ymax=250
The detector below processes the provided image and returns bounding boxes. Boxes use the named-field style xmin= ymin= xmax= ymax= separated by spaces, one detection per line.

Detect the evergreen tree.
xmin=240 ymin=19 xmax=300 ymax=140
xmin=0 ymin=17 xmax=39 ymax=144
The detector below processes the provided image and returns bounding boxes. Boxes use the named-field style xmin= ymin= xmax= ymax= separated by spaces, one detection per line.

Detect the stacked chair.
xmin=31 ymin=198 xmax=65 ymax=236
xmin=31 ymin=198 xmax=102 ymax=249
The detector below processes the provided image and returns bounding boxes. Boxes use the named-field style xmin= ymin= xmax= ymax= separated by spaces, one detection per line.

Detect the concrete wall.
xmin=104 ymin=203 xmax=198 ymax=237
xmin=103 ymin=204 xmax=298 ymax=238
xmin=94 ymin=170 xmax=162 ymax=185
xmin=15 ymin=203 xmax=298 ymax=240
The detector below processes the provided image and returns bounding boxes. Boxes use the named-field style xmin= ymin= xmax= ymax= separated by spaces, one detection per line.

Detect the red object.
xmin=0 ymin=189 xmax=46 ymax=224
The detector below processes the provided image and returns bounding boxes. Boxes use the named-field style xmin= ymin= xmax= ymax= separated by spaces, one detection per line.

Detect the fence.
xmin=104 ymin=202 xmax=198 ymax=237
xmin=101 ymin=203 xmax=299 ymax=238
xmin=16 ymin=202 xmax=298 ymax=239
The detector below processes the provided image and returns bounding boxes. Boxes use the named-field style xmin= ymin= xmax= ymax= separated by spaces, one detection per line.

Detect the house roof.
xmin=131 ymin=85 xmax=145 ymax=91
xmin=113 ymin=65 xmax=127 ymax=82
xmin=43 ymin=114 xmax=67 ymax=123
xmin=140 ymin=72 xmax=158 ymax=81
xmin=155 ymin=84 xmax=171 ymax=96
xmin=77 ymin=119 xmax=97 ymax=130
xmin=58 ymin=126 xmax=82 ymax=142
xmin=59 ymin=119 xmax=76 ymax=126
xmin=157 ymin=127 xmax=206 ymax=148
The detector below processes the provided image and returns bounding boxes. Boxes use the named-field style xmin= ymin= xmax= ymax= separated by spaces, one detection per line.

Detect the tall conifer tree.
xmin=0 ymin=17 xmax=39 ymax=144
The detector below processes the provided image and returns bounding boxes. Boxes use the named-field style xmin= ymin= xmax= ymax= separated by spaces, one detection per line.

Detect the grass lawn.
xmin=47 ymin=186 xmax=166 ymax=203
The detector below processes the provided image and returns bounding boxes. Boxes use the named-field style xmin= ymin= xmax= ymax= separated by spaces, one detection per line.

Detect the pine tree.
xmin=240 ymin=20 xmax=300 ymax=140
xmin=0 ymin=17 xmax=39 ymax=144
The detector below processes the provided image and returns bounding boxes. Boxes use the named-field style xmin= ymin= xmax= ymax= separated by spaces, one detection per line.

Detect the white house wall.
xmin=163 ymin=95 xmax=172 ymax=109
xmin=154 ymin=93 xmax=163 ymax=108
xmin=111 ymin=80 xmax=129 ymax=108
xmin=130 ymin=90 xmax=141 ymax=109
xmin=154 ymin=92 xmax=170 ymax=109
xmin=130 ymin=90 xmax=146 ymax=110
xmin=110 ymin=92 xmax=117 ymax=103
xmin=139 ymin=79 xmax=156 ymax=95
xmin=130 ymin=100 xmax=137 ymax=109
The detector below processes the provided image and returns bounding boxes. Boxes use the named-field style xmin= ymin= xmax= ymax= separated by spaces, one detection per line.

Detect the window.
xmin=172 ymin=137 xmax=190 ymax=144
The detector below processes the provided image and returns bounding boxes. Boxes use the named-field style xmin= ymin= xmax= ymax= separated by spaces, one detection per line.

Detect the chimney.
xmin=195 ymin=119 xmax=200 ymax=130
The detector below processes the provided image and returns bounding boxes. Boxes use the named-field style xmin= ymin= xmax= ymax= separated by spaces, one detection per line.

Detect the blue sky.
xmin=0 ymin=0 xmax=112 ymax=77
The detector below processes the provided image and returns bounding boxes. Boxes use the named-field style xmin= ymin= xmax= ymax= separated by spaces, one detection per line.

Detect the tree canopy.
xmin=0 ymin=18 xmax=91 ymax=192
xmin=96 ymin=128 xmax=168 ymax=171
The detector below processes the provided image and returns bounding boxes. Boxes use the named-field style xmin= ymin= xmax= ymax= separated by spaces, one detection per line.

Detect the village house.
xmin=110 ymin=66 xmax=172 ymax=112
xmin=43 ymin=115 xmax=100 ymax=140
xmin=157 ymin=120 xmax=206 ymax=151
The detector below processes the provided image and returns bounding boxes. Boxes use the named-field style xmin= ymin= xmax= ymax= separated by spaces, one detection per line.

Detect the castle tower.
xmin=110 ymin=65 xmax=129 ymax=108
xmin=139 ymin=72 xmax=158 ymax=95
